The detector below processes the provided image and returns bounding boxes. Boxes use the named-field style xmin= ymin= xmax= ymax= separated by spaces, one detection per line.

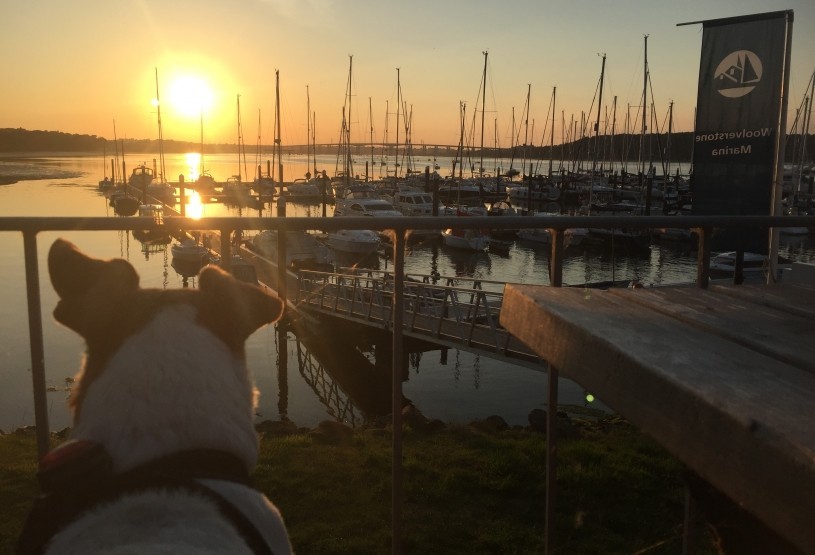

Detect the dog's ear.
xmin=48 ymin=239 xmax=140 ymax=337
xmin=197 ymin=265 xmax=284 ymax=349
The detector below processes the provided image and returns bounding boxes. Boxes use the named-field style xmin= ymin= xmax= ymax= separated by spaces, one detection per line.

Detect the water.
xmin=1 ymin=153 xmax=813 ymax=433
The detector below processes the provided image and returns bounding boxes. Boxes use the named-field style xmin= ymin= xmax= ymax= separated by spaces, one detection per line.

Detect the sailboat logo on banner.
xmin=714 ymin=50 xmax=763 ymax=98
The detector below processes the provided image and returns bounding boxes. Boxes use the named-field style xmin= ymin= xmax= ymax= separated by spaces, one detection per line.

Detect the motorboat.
xmin=385 ymin=189 xmax=441 ymax=240
xmin=132 ymin=204 xmax=170 ymax=244
xmin=128 ymin=164 xmax=154 ymax=191
xmin=285 ymin=179 xmax=324 ymax=202
xmin=441 ymin=228 xmax=490 ymax=251
xmin=388 ymin=190 xmax=436 ymax=217
xmin=111 ymin=193 xmax=140 ymax=217
xmin=517 ymin=211 xmax=589 ymax=247
xmin=333 ymin=184 xmax=403 ymax=217
xmin=171 ymin=239 xmax=209 ymax=264
xmin=709 ymin=251 xmax=792 ymax=278
xmin=192 ymin=172 xmax=218 ymax=194
xmin=439 ymin=205 xmax=491 ymax=251
xmin=251 ymin=229 xmax=332 ymax=270
xmin=517 ymin=227 xmax=588 ymax=248
xmin=325 ymin=229 xmax=381 ymax=255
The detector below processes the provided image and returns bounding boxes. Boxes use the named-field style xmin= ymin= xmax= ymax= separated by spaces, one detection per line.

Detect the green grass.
xmin=0 ymin=419 xmax=718 ymax=554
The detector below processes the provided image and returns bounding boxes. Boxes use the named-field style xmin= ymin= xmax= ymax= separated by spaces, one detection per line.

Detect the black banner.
xmin=690 ymin=11 xmax=791 ymax=251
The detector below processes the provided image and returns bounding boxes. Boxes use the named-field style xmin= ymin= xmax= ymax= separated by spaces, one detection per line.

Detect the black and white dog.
xmin=18 ymin=239 xmax=291 ymax=554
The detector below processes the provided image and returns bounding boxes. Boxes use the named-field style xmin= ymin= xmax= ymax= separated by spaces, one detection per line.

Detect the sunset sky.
xmin=1 ymin=0 xmax=813 ymax=148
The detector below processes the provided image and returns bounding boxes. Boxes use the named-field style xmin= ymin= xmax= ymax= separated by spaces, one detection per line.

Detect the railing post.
xmin=391 ymin=229 xmax=406 ymax=555
xmin=23 ymin=231 xmax=50 ymax=458
xmin=276 ymin=227 xmax=288 ymax=305
xmin=546 ymin=229 xmax=563 ymax=553
xmin=545 ymin=363 xmax=559 ymax=555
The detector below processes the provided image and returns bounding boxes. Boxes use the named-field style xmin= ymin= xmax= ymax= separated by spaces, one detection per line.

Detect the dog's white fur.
xmin=71 ymin=304 xmax=260 ymax=474
xmin=38 ymin=240 xmax=292 ymax=554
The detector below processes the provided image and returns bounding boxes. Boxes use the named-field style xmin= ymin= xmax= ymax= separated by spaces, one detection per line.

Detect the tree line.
xmin=0 ymin=127 xmax=810 ymax=164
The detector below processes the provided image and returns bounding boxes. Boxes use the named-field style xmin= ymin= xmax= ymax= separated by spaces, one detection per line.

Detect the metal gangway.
xmin=295 ymin=267 xmax=542 ymax=368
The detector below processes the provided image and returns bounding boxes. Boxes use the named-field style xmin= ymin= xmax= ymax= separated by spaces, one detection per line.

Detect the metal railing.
xmin=296 ymin=267 xmax=540 ymax=365
xmin=2 ymin=213 xmax=813 ymax=554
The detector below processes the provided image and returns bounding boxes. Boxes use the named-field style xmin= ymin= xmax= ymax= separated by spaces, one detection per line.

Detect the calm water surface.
xmin=1 ymin=153 xmax=812 ymax=432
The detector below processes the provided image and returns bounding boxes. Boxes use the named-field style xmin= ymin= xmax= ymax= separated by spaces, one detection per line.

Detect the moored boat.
xmin=171 ymin=238 xmax=210 ymax=263
xmin=325 ymin=229 xmax=381 ymax=255
xmin=441 ymin=228 xmax=490 ymax=251
xmin=709 ymin=251 xmax=792 ymax=278
xmin=251 ymin=229 xmax=332 ymax=270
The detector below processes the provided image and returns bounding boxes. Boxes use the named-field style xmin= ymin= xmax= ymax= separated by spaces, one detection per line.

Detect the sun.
xmin=166 ymin=74 xmax=214 ymax=118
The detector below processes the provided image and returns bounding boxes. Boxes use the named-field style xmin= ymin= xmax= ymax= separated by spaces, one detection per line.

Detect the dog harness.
xmin=17 ymin=440 xmax=274 ymax=555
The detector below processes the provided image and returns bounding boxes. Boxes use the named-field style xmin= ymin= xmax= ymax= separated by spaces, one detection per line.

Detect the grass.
xmin=0 ymin=417 xmax=719 ymax=554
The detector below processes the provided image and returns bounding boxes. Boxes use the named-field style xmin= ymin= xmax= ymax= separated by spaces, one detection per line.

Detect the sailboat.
xmin=284 ymin=77 xmax=322 ymax=202
xmin=193 ymin=111 xmax=218 ymax=194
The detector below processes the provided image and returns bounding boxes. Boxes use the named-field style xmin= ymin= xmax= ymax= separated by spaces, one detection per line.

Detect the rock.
xmin=528 ymin=409 xmax=547 ymax=433
xmin=255 ymin=419 xmax=299 ymax=437
xmin=402 ymin=404 xmax=428 ymax=429
xmin=309 ymin=420 xmax=353 ymax=444
xmin=469 ymin=415 xmax=509 ymax=434
xmin=527 ymin=409 xmax=580 ymax=438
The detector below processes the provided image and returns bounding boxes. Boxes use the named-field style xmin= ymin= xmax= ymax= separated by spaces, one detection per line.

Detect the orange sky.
xmin=1 ymin=0 xmax=813 ymax=147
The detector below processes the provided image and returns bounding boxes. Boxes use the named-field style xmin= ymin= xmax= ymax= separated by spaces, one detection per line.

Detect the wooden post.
xmin=179 ymin=175 xmax=186 ymax=217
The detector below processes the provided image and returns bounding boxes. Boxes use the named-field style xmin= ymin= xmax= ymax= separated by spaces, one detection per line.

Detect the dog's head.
xmin=48 ymin=238 xmax=284 ymax=423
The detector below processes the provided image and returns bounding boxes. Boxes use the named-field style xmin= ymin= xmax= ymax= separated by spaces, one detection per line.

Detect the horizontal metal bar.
xmin=0 ymin=214 xmax=813 ymax=233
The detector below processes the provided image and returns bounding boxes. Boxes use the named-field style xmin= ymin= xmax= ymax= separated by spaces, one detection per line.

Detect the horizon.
xmin=1 ymin=1 xmax=813 ymax=149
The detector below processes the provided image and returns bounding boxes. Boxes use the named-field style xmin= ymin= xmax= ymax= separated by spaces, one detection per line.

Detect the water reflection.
xmin=283 ymin=321 xmax=393 ymax=427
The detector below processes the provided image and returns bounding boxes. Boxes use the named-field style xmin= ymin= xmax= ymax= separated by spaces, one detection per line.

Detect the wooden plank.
xmin=606 ymin=286 xmax=815 ymax=374
xmin=709 ymin=282 xmax=815 ymax=320
xmin=500 ymin=284 xmax=815 ymax=553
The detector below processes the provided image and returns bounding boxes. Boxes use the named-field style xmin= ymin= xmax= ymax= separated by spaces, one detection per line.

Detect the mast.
xmin=666 ymin=100 xmax=673 ymax=182
xmin=479 ymin=50 xmax=488 ymax=177
xmin=154 ymin=68 xmax=166 ymax=183
xmin=609 ymin=95 xmax=618 ymax=177
xmin=798 ymin=69 xmax=815 ymax=194
xmin=199 ymin=110 xmax=204 ymax=177
xmin=522 ymin=83 xmax=531 ymax=178
xmin=306 ymin=85 xmax=312 ymax=178
xmin=639 ymin=35 xmax=649 ymax=175
xmin=312 ymin=111 xmax=317 ymax=178
xmin=590 ymin=53 xmax=607 ymax=210
xmin=236 ymin=94 xmax=246 ymax=181
xmin=394 ymin=68 xmax=401 ymax=178
xmin=255 ymin=109 xmax=262 ymax=179
xmin=344 ymin=55 xmax=353 ymax=186
xmin=549 ymin=87 xmax=556 ymax=178
xmin=112 ymin=119 xmax=120 ymax=185
xmin=369 ymin=96 xmax=374 ymax=180
xmin=274 ymin=70 xmax=282 ymax=184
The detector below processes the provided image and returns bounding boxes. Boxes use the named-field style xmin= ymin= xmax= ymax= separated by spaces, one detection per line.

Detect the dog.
xmin=18 ymin=239 xmax=292 ymax=554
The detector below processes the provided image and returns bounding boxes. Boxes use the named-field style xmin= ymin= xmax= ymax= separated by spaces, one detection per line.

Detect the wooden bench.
xmin=500 ymin=282 xmax=815 ymax=553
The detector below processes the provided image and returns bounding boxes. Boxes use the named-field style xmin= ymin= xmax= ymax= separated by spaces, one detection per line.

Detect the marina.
xmin=2 ymin=152 xmax=814 ymax=438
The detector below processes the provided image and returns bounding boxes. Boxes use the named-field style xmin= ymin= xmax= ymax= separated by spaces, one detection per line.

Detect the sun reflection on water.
xmin=186 ymin=191 xmax=203 ymax=219
xmin=184 ymin=152 xmax=201 ymax=180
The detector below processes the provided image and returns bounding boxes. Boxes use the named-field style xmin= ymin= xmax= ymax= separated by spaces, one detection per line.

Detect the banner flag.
xmin=688 ymin=11 xmax=792 ymax=252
